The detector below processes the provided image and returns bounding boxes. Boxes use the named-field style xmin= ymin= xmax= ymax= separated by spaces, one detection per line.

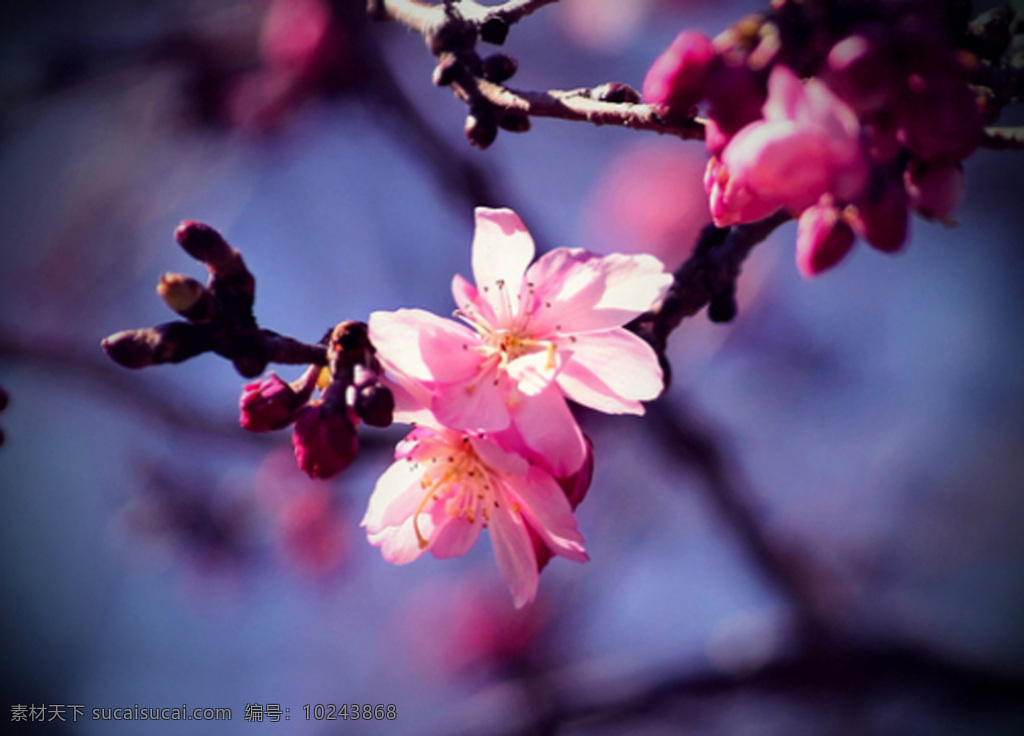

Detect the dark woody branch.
xmin=370 ymin=0 xmax=704 ymax=148
xmin=627 ymin=212 xmax=791 ymax=364
xmin=101 ymin=222 xmax=328 ymax=377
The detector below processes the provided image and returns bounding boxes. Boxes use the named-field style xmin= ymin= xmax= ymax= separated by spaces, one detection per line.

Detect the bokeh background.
xmin=2 ymin=0 xmax=1023 ymax=734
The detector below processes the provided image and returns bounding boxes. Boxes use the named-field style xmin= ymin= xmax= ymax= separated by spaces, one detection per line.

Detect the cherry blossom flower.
xmin=369 ymin=208 xmax=671 ymax=475
xmin=361 ymin=421 xmax=588 ymax=607
xmin=706 ymin=65 xmax=868 ymax=227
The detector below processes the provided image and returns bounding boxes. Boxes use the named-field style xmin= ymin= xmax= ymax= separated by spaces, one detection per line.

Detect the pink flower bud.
xmin=239 ymin=374 xmax=302 ymax=432
xmin=826 ymin=34 xmax=892 ymax=114
xmin=850 ymin=177 xmax=909 ymax=253
xmin=642 ymin=30 xmax=718 ymax=115
xmin=704 ymin=64 xmax=766 ymax=152
xmin=292 ymin=404 xmax=358 ymax=479
xmin=895 ymin=50 xmax=983 ymax=162
xmin=903 ymin=160 xmax=964 ymax=220
xmin=795 ymin=202 xmax=857 ymax=278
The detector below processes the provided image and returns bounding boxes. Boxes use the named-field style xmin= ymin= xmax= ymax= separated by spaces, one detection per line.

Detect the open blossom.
xmin=369 ymin=208 xmax=671 ymax=475
xmin=361 ymin=421 xmax=588 ymax=607
xmin=707 ymin=65 xmax=868 ymax=227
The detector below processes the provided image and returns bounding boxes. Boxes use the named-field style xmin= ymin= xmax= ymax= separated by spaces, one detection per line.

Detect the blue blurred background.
xmin=2 ymin=1 xmax=1023 ymax=734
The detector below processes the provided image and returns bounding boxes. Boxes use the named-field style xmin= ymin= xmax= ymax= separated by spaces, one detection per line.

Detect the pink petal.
xmin=367 ymin=518 xmax=427 ymax=565
xmin=558 ymin=329 xmax=663 ymax=412
xmin=510 ymin=385 xmax=586 ymax=476
xmin=471 ymin=208 xmax=536 ymax=320
xmin=369 ymin=309 xmax=482 ymax=383
xmin=430 ymin=513 xmax=483 ymax=559
xmin=506 ymin=349 xmax=562 ymax=397
xmin=512 ymin=467 xmax=588 ymax=563
xmin=762 ymin=65 xmax=805 ymax=122
xmin=488 ymin=499 xmax=539 ymax=608
xmin=469 ymin=435 xmax=529 ymax=476
xmin=361 ymin=459 xmax=423 ymax=534
xmin=527 ymin=252 xmax=672 ymax=335
xmin=451 ymin=273 xmax=497 ymax=327
xmin=431 ymin=366 xmax=511 ymax=432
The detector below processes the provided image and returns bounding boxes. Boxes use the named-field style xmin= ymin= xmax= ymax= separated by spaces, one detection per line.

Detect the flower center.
xmin=410 ymin=438 xmax=498 ymax=549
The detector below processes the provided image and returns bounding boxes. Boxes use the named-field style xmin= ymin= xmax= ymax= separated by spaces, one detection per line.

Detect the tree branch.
xmin=981 ymin=126 xmax=1024 ymax=150
xmin=628 ymin=212 xmax=790 ymax=361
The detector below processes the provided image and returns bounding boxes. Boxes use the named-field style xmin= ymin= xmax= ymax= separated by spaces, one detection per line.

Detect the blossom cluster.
xmin=643 ymin=1 xmax=981 ymax=277
xmin=237 ymin=208 xmax=670 ymax=605
xmin=362 ymin=208 xmax=671 ymax=606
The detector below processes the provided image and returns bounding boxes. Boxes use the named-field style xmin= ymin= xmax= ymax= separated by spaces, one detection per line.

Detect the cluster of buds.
xmin=643 ymin=0 xmax=999 ymax=277
xmin=239 ymin=321 xmax=394 ymax=480
xmin=422 ymin=9 xmax=530 ymax=148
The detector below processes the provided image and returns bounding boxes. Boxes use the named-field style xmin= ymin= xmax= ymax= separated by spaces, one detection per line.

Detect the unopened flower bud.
xmin=432 ymin=53 xmax=458 ymax=86
xmin=707 ymin=287 xmax=738 ymax=322
xmin=642 ymin=30 xmax=717 ymax=116
xmin=498 ymin=113 xmax=531 ymax=133
xmin=795 ymin=202 xmax=857 ymax=278
xmin=351 ymin=382 xmax=394 ymax=427
xmin=481 ymin=53 xmax=517 ymax=83
xmin=157 ymin=272 xmax=211 ymax=320
xmin=850 ymin=178 xmax=909 ymax=253
xmin=292 ymin=404 xmax=359 ymax=479
xmin=102 ymin=322 xmax=210 ymax=369
xmin=480 ymin=17 xmax=508 ymax=45
xmin=592 ymin=82 xmax=641 ymax=104
xmin=465 ymin=106 xmax=498 ymax=149
xmin=240 ymin=373 xmax=303 ymax=432
xmin=174 ymin=221 xmax=233 ymax=267
xmin=826 ymin=34 xmax=892 ymax=114
xmin=232 ymin=353 xmax=269 ymax=379
xmin=903 ymin=160 xmax=964 ymax=221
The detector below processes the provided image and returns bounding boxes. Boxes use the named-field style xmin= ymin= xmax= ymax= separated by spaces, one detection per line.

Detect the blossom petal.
xmin=361 ymin=459 xmax=423 ymax=534
xmin=367 ymin=518 xmax=427 ymax=565
xmin=513 ymin=467 xmax=588 ymax=563
xmin=556 ymin=329 xmax=663 ymax=413
xmin=431 ymin=368 xmax=511 ymax=431
xmin=506 ymin=349 xmax=562 ymax=397
xmin=451 ymin=273 xmax=497 ymax=327
xmin=469 ymin=435 xmax=529 ymax=476
xmin=762 ymin=64 xmax=804 ymax=122
xmin=510 ymin=385 xmax=586 ymax=476
xmin=430 ymin=513 xmax=483 ymax=559
xmin=489 ymin=501 xmax=539 ymax=608
xmin=369 ymin=309 xmax=482 ymax=383
xmin=527 ymin=252 xmax=672 ymax=335
xmin=471 ymin=208 xmax=535 ymax=320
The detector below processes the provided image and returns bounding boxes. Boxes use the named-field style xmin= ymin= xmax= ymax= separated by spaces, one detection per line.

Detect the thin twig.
xmin=459 ymin=78 xmax=705 ymax=140
xmin=981 ymin=126 xmax=1024 ymax=150
xmin=628 ymin=212 xmax=790 ymax=355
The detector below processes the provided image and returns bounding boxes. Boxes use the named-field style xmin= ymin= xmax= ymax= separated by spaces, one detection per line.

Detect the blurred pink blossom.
xmin=582 ymin=141 xmax=711 ymax=270
xmin=369 ymin=207 xmax=671 ymax=476
xmin=707 ymin=65 xmax=868 ymax=227
xmin=362 ymin=420 xmax=588 ymax=607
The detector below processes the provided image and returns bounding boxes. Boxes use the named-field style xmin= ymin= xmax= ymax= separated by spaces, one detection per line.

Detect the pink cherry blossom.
xmin=708 ymin=65 xmax=869 ymax=227
xmin=369 ymin=207 xmax=672 ymax=475
xmin=361 ymin=421 xmax=588 ymax=607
